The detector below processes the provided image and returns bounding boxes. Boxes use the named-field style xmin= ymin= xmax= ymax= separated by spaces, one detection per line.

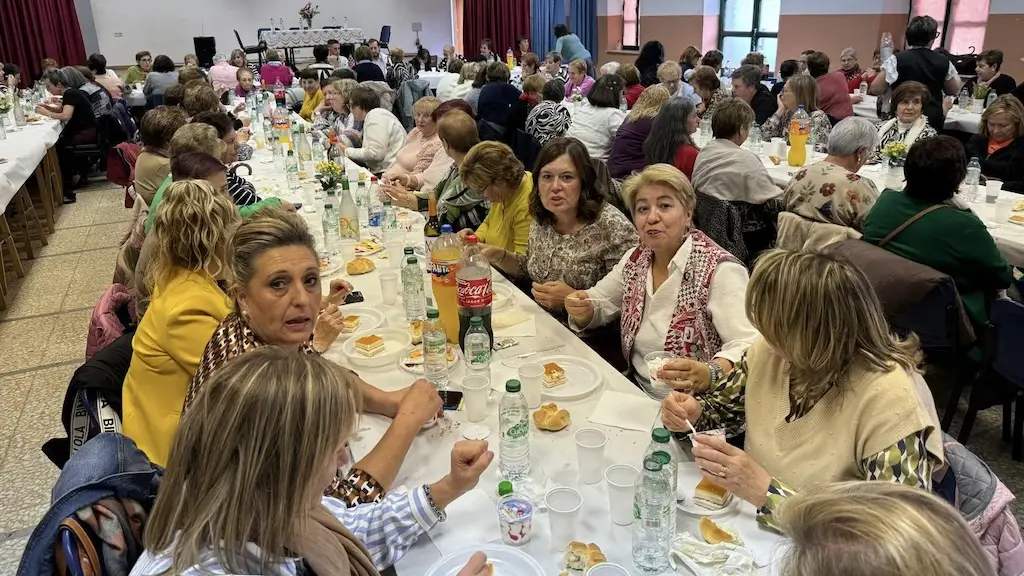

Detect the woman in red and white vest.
xmin=565 ymin=164 xmax=758 ymax=398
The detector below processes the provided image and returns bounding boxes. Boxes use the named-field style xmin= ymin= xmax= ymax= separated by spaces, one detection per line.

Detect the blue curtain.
xmin=531 ymin=0 xmax=565 ymax=57
xmin=569 ymin=0 xmax=597 ymax=59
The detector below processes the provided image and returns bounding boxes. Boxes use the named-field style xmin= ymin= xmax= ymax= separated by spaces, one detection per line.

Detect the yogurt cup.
xmin=496 ymin=494 xmax=534 ymax=546
xmin=644 ymin=351 xmax=678 ymax=389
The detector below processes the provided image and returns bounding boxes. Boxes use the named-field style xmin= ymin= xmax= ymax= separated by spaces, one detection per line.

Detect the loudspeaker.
xmin=193 ymin=36 xmax=216 ymax=68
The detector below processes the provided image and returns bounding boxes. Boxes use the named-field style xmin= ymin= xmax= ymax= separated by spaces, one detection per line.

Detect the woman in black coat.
xmin=635 ymin=41 xmax=665 ymax=87
xmin=965 ymin=95 xmax=1024 ymax=193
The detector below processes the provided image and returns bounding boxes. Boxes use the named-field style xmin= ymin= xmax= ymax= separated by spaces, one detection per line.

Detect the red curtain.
xmin=0 ymin=0 xmax=86 ymax=88
xmin=462 ymin=0 xmax=531 ymax=62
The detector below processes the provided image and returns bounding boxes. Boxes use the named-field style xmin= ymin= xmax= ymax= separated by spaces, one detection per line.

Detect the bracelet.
xmin=422 ymin=483 xmax=447 ymax=522
xmin=706 ymin=361 xmax=724 ymax=387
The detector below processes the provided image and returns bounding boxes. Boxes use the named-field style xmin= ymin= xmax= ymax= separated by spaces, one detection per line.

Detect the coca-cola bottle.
xmin=455 ymin=233 xmax=492 ymax=349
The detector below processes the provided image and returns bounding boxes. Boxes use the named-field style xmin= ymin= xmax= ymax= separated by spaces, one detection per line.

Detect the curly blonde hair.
xmin=147 ymin=180 xmax=241 ymax=291
xmin=626 ymin=85 xmax=671 ymax=122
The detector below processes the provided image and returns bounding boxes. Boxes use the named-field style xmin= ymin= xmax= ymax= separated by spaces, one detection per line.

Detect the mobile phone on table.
xmin=344 ymin=291 xmax=364 ymax=304
xmin=440 ymin=390 xmax=464 ymax=411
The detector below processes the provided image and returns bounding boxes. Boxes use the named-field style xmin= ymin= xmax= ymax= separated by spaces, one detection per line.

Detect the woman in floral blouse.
xmin=661 ymin=249 xmax=945 ymax=532
xmin=487 ymin=137 xmax=638 ymax=316
xmin=782 ymin=116 xmax=880 ymax=230
xmin=760 ymin=74 xmax=832 ymax=153
xmin=311 ymin=78 xmax=362 ymax=148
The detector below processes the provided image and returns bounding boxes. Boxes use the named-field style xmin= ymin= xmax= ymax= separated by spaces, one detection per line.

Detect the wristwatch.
xmin=706 ymin=361 xmax=724 ymax=387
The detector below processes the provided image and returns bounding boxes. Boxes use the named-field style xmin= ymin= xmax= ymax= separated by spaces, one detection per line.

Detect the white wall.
xmin=86 ymin=0 xmax=454 ymax=66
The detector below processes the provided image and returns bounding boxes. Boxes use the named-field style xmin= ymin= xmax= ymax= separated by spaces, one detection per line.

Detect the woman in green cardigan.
xmin=862 ymin=135 xmax=1011 ymax=329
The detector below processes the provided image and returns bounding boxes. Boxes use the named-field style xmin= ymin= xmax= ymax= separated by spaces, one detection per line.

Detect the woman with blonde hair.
xmin=565 ymin=164 xmax=757 ymax=396
xmin=123 ymin=179 xmax=241 ymax=466
xmin=965 ymin=94 xmax=1024 ymax=192
xmin=185 ymin=207 xmax=446 ymax=507
xmin=458 ymin=141 xmax=533 ymax=257
xmin=760 ymin=74 xmax=832 ymax=152
xmin=660 ymin=249 xmax=945 ymax=531
xmin=608 ymin=85 xmax=671 ymax=178
xmin=312 ymin=77 xmax=362 ymax=148
xmin=384 ymin=96 xmax=443 ymax=188
xmin=449 ymin=62 xmax=477 ymax=101
xmin=776 ymin=482 xmax=995 ymax=576
xmin=132 ymin=348 xmax=494 ymax=575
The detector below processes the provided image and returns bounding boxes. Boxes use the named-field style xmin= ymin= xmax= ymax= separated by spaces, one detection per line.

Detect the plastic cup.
xmin=643 ymin=351 xmax=679 ymax=390
xmin=517 ymin=363 xmax=544 ymax=408
xmin=461 ymin=375 xmax=491 ymax=423
xmin=986 ymin=180 xmax=1004 ymax=204
xmin=992 ymin=197 xmax=1014 ymax=228
xmin=574 ymin=428 xmax=608 ymax=485
xmin=544 ymin=487 xmax=583 ymax=549
xmin=771 ymin=137 xmax=786 ymax=157
xmin=379 ymin=271 xmax=398 ymax=305
xmin=386 ymin=238 xmax=404 ymax=268
xmin=340 ymin=239 xmax=357 ymax=263
xmin=586 ymin=563 xmax=631 ymax=576
xmin=604 ymin=464 xmax=639 ymax=525
xmin=497 ymin=494 xmax=534 ymax=546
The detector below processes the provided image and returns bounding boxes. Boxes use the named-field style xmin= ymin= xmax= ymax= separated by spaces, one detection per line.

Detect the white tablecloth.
xmin=417 ymin=71 xmax=446 ymax=91
xmin=236 ymin=140 xmax=787 ymax=574
xmin=758 ymin=150 xmax=1024 ymax=267
xmin=259 ymin=27 xmax=364 ymax=48
xmin=851 ymin=94 xmax=982 ymax=133
xmin=0 ymin=114 xmax=63 ymax=212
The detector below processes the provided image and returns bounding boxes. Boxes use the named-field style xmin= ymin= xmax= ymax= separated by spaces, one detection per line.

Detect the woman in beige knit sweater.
xmin=660 ymin=249 xmax=944 ymax=532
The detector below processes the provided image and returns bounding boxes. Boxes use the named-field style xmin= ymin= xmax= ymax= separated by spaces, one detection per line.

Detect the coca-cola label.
xmin=457 ymin=277 xmax=492 ymax=308
xmin=428 ymin=258 xmax=459 ymax=287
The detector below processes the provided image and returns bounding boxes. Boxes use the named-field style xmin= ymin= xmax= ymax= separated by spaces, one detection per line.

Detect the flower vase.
xmin=972 ymin=98 xmax=985 ymax=114
xmin=303 ymin=18 xmax=313 ymax=29
xmin=885 ymin=160 xmax=905 ymax=190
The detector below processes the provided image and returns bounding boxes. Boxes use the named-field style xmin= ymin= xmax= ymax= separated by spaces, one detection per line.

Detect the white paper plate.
xmin=319 ymin=259 xmax=344 ymax=277
xmin=676 ymin=464 xmax=740 ymax=518
xmin=335 ymin=305 xmax=386 ymax=340
xmin=398 ymin=343 xmax=462 ymax=375
xmin=355 ymin=240 xmax=384 ymax=256
xmin=492 ymin=283 xmax=514 ymax=310
xmin=341 ymin=328 xmax=412 ymax=368
xmin=424 ymin=544 xmax=546 ymax=576
xmin=537 ymin=355 xmax=603 ymax=401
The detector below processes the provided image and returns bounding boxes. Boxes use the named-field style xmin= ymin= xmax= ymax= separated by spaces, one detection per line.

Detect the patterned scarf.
xmin=618 ymin=230 xmax=736 ymax=364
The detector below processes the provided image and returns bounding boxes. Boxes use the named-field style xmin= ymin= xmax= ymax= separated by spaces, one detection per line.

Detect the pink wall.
xmin=597 ymin=15 xmax=706 ymax=68
xmin=984 ymin=13 xmax=1024 ymax=81
xmin=776 ymin=13 xmax=907 ymax=72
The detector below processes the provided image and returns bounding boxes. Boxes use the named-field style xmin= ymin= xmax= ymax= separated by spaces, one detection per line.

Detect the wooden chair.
xmin=8 ymin=186 xmax=48 ymax=260
xmin=0 ymin=213 xmax=27 ymax=311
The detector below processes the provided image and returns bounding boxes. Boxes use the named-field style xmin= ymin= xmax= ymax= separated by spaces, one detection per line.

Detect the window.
xmin=622 ymin=0 xmax=639 ymax=50
xmin=719 ymin=0 xmax=780 ymax=71
xmin=911 ymin=0 xmax=989 ymax=55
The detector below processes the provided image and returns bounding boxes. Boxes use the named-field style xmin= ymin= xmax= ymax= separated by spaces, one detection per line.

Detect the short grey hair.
xmin=841 ymin=47 xmax=857 ymax=60
xmin=827 ymin=117 xmax=878 ymax=156
xmin=58 ymin=66 xmax=87 ymax=89
xmin=266 ymin=49 xmax=281 ymax=62
xmin=212 ymin=53 xmax=227 ymax=65
xmin=600 ymin=61 xmax=621 ymax=76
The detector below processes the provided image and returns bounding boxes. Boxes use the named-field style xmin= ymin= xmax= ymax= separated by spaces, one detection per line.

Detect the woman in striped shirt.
xmin=131 ymin=348 xmax=494 ymax=576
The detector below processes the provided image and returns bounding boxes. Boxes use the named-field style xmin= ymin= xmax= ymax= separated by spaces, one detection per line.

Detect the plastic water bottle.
xmin=312 ymin=135 xmax=326 ymax=163
xmin=643 ymin=429 xmax=677 ymax=489
xmin=986 ymin=90 xmax=998 ymax=110
xmin=464 ymin=316 xmax=491 ymax=376
xmin=285 ymin=149 xmax=300 ymax=189
xmin=965 ymin=157 xmax=981 ymax=202
xmin=632 ymin=457 xmax=673 ymax=574
xmin=499 ymin=379 xmax=530 ymax=480
xmin=880 ymin=32 xmax=894 ymax=63
xmin=859 ymin=79 xmax=868 ymax=95
xmin=381 ymin=199 xmax=398 ymax=244
xmin=402 ymin=256 xmax=426 ymax=322
xmin=272 ymin=137 xmax=285 ymax=171
xmin=368 ymin=184 xmax=384 ymax=228
xmin=700 ymin=113 xmax=712 ymax=143
xmin=748 ymin=122 xmax=762 ymax=155
xmin=423 ymin=308 xmax=450 ymax=389
xmin=355 ymin=181 xmax=370 ymax=230
xmin=959 ymin=86 xmax=970 ymax=113
xmin=322 ymin=194 xmax=342 ymax=256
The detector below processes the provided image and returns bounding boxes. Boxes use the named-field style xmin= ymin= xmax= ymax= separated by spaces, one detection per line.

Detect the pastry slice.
xmin=543 ymin=362 xmax=567 ymax=388
xmin=355 ymin=335 xmax=385 ymax=357
xmin=694 ymin=477 xmax=733 ymax=510
xmin=409 ymin=319 xmax=423 ymax=345
xmin=341 ymin=315 xmax=361 ymax=333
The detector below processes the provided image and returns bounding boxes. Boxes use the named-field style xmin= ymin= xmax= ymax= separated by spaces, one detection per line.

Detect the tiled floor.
xmin=0 ymin=183 xmax=130 ymax=574
xmin=0 ymin=183 xmax=1022 ymax=572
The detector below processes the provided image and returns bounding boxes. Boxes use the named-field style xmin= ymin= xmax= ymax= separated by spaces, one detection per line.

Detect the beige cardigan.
xmin=743 ymin=338 xmax=944 ymax=490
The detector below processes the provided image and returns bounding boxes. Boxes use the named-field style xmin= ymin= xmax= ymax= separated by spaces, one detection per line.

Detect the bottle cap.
xmin=427 ymin=308 xmax=439 ymax=319
xmin=651 ymin=427 xmax=671 ymax=443
xmin=287 ymin=149 xmax=294 ymax=156
xmin=404 ymin=247 xmax=415 ymax=254
xmin=371 ymin=176 xmax=378 ymax=182
xmin=441 ymin=224 xmax=453 ymax=233
xmin=652 ymin=450 xmax=671 ymax=466
xmin=643 ymin=457 xmax=663 ymax=472
xmin=406 ymin=256 xmax=418 ymax=265
xmin=384 ymin=199 xmax=392 ymax=206
xmin=465 ymin=233 xmax=478 ymax=244
xmin=498 ymin=480 xmax=513 ymax=496
xmin=470 ymin=316 xmax=483 ymax=326
xmin=505 ymin=379 xmax=521 ymax=393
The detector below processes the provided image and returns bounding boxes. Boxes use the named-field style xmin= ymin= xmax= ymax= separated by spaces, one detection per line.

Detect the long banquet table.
xmin=851 ymin=93 xmax=982 ymax=134
xmin=237 ymin=137 xmax=788 ymax=574
xmin=0 ymin=115 xmax=63 ymax=212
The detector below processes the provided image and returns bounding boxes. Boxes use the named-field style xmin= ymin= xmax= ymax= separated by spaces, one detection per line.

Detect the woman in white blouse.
xmin=565 ymin=74 xmax=627 ymax=161
xmin=343 ymin=85 xmax=408 ymax=174
xmin=565 ymin=164 xmax=758 ymax=398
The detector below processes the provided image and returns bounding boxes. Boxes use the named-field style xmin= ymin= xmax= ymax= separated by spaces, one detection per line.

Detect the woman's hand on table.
xmin=564 ymin=290 xmax=595 ymax=326
xmin=429 ymin=440 xmax=495 ymax=510
xmin=457 ymin=552 xmax=490 ymax=576
xmin=394 ymin=379 xmax=444 ymax=426
xmin=312 ymin=304 xmax=346 ymax=351
xmin=531 ymin=281 xmax=574 ymax=310
xmin=479 ymin=244 xmax=507 ymax=264
xmin=382 ymin=184 xmax=418 ymax=210
xmin=691 ymin=433 xmax=772 ymax=508
xmin=658 ymin=358 xmax=711 ymax=393
xmin=661 ymin=390 xmax=702 ymax=432
xmin=324 ymin=278 xmax=354 ymax=308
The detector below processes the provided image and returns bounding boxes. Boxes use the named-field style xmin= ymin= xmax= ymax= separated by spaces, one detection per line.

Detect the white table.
xmin=237 ymin=141 xmax=787 ymax=574
xmin=758 ymin=151 xmax=1024 ymax=268
xmin=259 ymin=27 xmax=364 ymax=48
xmin=417 ymin=71 xmax=446 ymax=91
xmin=851 ymin=94 xmax=982 ymax=134
xmin=0 ymin=114 xmax=63 ymax=212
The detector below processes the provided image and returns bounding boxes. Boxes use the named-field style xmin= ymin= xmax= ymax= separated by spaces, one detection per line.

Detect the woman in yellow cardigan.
xmin=457 ymin=141 xmax=532 ymax=259
xmin=122 ymin=179 xmax=241 ymax=466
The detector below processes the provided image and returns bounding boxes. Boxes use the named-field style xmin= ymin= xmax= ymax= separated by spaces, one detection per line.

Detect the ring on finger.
xmin=718 ymin=464 xmax=727 ymax=478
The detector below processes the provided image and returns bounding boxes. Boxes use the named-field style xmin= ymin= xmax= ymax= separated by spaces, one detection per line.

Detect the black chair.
xmin=144 ymin=94 xmax=163 ymax=109
xmin=69 ymin=115 xmax=117 ymax=178
xmin=512 ymin=130 xmax=542 ymax=171
xmin=379 ymin=25 xmax=392 ymax=48
xmin=235 ymin=29 xmax=267 ymax=66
